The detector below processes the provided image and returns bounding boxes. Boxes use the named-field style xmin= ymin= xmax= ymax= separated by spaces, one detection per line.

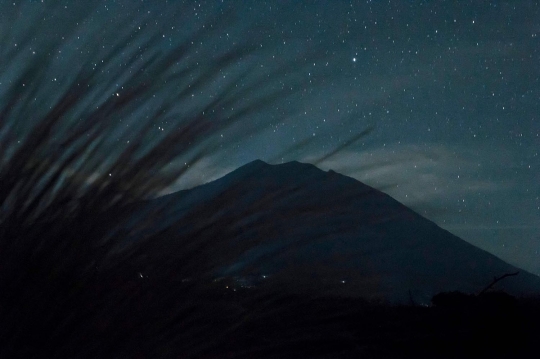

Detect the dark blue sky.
xmin=177 ymin=1 xmax=540 ymax=276
xmin=2 ymin=1 xmax=539 ymax=275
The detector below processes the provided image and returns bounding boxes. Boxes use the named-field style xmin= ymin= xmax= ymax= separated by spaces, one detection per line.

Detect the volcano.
xmin=121 ymin=160 xmax=540 ymax=304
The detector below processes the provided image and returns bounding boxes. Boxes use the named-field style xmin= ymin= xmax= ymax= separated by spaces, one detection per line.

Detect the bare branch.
xmin=478 ymin=271 xmax=520 ymax=296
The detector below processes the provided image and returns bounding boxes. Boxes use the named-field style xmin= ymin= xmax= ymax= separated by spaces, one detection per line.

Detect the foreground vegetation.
xmin=8 ymin=270 xmax=540 ymax=358
xmin=203 ymin=288 xmax=540 ymax=358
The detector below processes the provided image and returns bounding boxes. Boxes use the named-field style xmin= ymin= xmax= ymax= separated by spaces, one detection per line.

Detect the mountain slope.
xmin=124 ymin=160 xmax=540 ymax=303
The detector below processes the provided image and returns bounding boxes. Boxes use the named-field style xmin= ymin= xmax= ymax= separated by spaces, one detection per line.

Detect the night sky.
xmin=3 ymin=1 xmax=539 ymax=275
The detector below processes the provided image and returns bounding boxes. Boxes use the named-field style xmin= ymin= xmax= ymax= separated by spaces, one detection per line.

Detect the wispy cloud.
xmin=310 ymin=143 xmax=513 ymax=207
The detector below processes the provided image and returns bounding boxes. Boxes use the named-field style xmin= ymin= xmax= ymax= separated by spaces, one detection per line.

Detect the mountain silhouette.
xmin=121 ymin=160 xmax=540 ymax=304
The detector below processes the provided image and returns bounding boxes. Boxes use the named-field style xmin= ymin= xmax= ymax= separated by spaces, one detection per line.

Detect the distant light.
xmin=352 ymin=57 xmax=357 ymax=62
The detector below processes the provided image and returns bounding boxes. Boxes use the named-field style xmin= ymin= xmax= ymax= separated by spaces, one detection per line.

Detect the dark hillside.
xmin=123 ymin=160 xmax=540 ymax=304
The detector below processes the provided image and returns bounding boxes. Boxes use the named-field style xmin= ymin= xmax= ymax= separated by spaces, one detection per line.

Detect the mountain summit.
xmin=129 ymin=160 xmax=540 ymax=303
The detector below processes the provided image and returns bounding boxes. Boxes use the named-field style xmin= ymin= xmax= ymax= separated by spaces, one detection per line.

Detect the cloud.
xmin=165 ymin=141 xmax=517 ymax=216
xmin=307 ymin=143 xmax=514 ymax=210
xmin=163 ymin=156 xmax=238 ymax=194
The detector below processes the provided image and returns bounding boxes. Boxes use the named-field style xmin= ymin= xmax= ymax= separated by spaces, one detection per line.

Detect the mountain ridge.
xmin=125 ymin=160 xmax=540 ymax=304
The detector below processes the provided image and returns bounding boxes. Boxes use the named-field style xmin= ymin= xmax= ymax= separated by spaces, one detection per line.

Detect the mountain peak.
xmin=242 ymin=159 xmax=315 ymax=170
xmin=245 ymin=159 xmax=270 ymax=167
xmin=230 ymin=159 xmax=325 ymax=182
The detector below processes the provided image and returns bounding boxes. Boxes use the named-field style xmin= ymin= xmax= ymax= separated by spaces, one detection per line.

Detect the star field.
xmin=2 ymin=1 xmax=539 ymax=275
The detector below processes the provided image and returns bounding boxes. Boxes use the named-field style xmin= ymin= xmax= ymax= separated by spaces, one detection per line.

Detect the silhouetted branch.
xmin=479 ymin=271 xmax=520 ymax=296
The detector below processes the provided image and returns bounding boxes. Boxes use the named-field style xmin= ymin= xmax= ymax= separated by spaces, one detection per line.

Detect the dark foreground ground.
xmin=7 ymin=274 xmax=539 ymax=359
xmin=200 ymin=287 xmax=540 ymax=359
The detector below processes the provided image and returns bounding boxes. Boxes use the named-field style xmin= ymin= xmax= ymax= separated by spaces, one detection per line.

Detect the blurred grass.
xmin=0 ymin=2 xmax=341 ymax=357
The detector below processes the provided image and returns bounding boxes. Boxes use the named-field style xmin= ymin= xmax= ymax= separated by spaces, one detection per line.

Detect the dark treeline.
xmin=199 ymin=286 xmax=540 ymax=359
